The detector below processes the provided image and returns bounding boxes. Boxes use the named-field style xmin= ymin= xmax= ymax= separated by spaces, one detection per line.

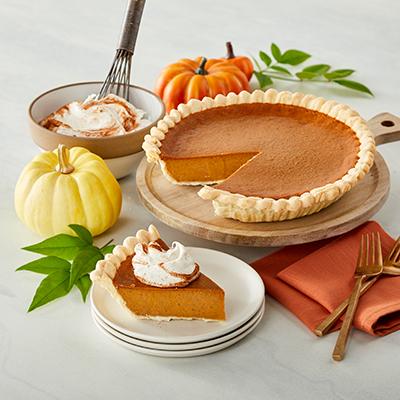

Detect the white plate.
xmin=92 ymin=300 xmax=265 ymax=349
xmin=92 ymin=300 xmax=265 ymax=350
xmin=90 ymin=247 xmax=265 ymax=343
xmin=92 ymin=296 xmax=265 ymax=345
xmin=92 ymin=304 xmax=264 ymax=358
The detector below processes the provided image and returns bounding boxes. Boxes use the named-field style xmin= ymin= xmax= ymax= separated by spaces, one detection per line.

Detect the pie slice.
xmin=142 ymin=89 xmax=375 ymax=222
xmin=90 ymin=225 xmax=225 ymax=321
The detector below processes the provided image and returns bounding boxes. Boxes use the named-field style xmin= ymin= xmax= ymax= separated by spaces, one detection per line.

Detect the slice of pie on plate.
xmin=90 ymin=225 xmax=225 ymax=321
xmin=142 ymin=89 xmax=375 ymax=222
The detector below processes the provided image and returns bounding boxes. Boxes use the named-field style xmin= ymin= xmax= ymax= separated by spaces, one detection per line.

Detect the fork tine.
xmin=366 ymin=234 xmax=370 ymax=266
xmin=394 ymin=246 xmax=400 ymax=264
xmin=376 ymin=232 xmax=383 ymax=266
xmin=371 ymin=233 xmax=375 ymax=265
xmin=391 ymin=238 xmax=400 ymax=264
xmin=357 ymin=234 xmax=365 ymax=268
xmin=386 ymin=237 xmax=400 ymax=262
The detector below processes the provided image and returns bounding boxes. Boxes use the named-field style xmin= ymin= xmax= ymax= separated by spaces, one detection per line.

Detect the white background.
xmin=1 ymin=0 xmax=400 ymax=399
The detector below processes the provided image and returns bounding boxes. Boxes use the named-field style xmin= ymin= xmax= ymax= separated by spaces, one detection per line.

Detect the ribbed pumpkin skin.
xmin=225 ymin=56 xmax=253 ymax=81
xmin=155 ymin=57 xmax=250 ymax=112
xmin=14 ymin=147 xmax=122 ymax=237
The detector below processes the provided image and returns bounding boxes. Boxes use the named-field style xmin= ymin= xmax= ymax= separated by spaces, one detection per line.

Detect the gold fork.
xmin=314 ymin=237 xmax=400 ymax=337
xmin=332 ymin=232 xmax=383 ymax=361
xmin=382 ymin=237 xmax=400 ymax=274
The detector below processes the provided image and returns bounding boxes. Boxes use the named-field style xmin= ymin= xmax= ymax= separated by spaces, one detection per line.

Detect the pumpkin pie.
xmin=90 ymin=225 xmax=225 ymax=321
xmin=142 ymin=89 xmax=375 ymax=222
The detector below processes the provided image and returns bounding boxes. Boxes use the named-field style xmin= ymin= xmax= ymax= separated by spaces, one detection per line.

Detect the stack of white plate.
xmin=90 ymin=247 xmax=265 ymax=358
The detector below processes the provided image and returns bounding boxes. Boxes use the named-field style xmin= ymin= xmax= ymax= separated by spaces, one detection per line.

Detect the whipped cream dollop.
xmin=41 ymin=93 xmax=150 ymax=137
xmin=132 ymin=240 xmax=200 ymax=288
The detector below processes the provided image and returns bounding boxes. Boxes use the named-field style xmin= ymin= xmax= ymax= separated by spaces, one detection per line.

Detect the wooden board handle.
xmin=367 ymin=112 xmax=400 ymax=145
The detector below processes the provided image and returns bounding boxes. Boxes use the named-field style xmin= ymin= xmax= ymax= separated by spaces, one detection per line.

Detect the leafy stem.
xmin=258 ymin=70 xmax=335 ymax=83
xmin=253 ymin=43 xmax=373 ymax=96
xmin=100 ymin=238 xmax=114 ymax=249
xmin=258 ymin=71 xmax=303 ymax=82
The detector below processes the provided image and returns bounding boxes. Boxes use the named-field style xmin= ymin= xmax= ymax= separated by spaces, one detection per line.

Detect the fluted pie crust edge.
xmin=142 ymin=89 xmax=376 ymax=222
xmin=90 ymin=225 xmax=172 ymax=321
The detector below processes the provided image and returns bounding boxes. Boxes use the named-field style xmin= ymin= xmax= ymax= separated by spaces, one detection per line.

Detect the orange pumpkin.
xmin=155 ymin=57 xmax=250 ymax=112
xmin=223 ymin=42 xmax=254 ymax=81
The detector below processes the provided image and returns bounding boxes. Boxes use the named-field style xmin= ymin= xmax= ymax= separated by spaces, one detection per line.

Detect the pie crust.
xmin=142 ymin=89 xmax=375 ymax=222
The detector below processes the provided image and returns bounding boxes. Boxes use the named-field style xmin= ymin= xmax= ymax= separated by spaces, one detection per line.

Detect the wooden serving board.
xmin=136 ymin=113 xmax=399 ymax=247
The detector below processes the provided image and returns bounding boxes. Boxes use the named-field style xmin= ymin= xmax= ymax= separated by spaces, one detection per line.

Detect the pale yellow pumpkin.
xmin=15 ymin=145 xmax=122 ymax=237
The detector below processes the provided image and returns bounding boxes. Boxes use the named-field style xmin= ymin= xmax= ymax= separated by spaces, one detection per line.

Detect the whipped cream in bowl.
xmin=28 ymin=81 xmax=165 ymax=179
xmin=41 ymin=93 xmax=150 ymax=138
xmin=132 ymin=240 xmax=200 ymax=288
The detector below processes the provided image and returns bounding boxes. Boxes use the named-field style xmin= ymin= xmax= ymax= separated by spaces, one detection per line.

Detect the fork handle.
xmin=383 ymin=265 xmax=400 ymax=275
xmin=332 ymin=276 xmax=366 ymax=361
xmin=314 ymin=276 xmax=378 ymax=336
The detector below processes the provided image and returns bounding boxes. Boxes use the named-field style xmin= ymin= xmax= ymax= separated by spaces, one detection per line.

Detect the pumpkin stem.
xmin=57 ymin=144 xmax=75 ymax=174
xmin=195 ymin=57 xmax=208 ymax=75
xmin=226 ymin=42 xmax=235 ymax=59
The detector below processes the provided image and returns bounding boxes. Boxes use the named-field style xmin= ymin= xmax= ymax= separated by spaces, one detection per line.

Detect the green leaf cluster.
xmin=253 ymin=43 xmax=373 ymax=96
xmin=17 ymin=225 xmax=115 ymax=312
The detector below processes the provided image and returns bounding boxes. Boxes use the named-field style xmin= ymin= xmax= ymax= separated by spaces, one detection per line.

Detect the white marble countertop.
xmin=1 ymin=0 xmax=400 ymax=399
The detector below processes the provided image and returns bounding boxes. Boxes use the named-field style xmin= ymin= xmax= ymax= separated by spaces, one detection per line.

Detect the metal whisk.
xmin=98 ymin=0 xmax=146 ymax=101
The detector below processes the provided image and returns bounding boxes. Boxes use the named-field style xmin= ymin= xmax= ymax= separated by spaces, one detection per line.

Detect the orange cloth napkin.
xmin=251 ymin=221 xmax=400 ymax=336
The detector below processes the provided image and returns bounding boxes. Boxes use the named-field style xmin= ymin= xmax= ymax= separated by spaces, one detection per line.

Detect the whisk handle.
xmin=117 ymin=0 xmax=146 ymax=53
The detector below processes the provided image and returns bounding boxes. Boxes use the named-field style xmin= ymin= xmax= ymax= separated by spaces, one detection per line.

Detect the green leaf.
xmin=28 ymin=270 xmax=71 ymax=312
xmin=271 ymin=43 xmax=282 ymax=62
xmin=23 ymin=234 xmax=88 ymax=260
xmin=280 ymin=49 xmax=311 ymax=65
xmin=333 ymin=79 xmax=373 ymax=95
xmin=18 ymin=225 xmax=114 ymax=312
xmin=254 ymin=71 xmax=273 ymax=89
xmin=75 ymin=275 xmax=92 ymax=302
xmin=270 ymin=65 xmax=292 ymax=75
xmin=100 ymin=244 xmax=115 ymax=256
xmin=68 ymin=224 xmax=93 ymax=245
xmin=259 ymin=51 xmax=272 ymax=67
xmin=16 ymin=256 xmax=70 ymax=274
xmin=69 ymin=247 xmax=103 ymax=290
xmin=324 ymin=69 xmax=355 ymax=80
xmin=296 ymin=71 xmax=320 ymax=80
xmin=302 ymin=64 xmax=330 ymax=75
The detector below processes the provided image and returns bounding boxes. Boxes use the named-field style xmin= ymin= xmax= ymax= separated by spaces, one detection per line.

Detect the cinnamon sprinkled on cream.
xmin=41 ymin=93 xmax=150 ymax=137
xmin=132 ymin=241 xmax=200 ymax=288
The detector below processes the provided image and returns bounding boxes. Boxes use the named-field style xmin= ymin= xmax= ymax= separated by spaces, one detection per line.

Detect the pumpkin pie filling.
xmin=113 ymin=255 xmax=225 ymax=320
xmin=161 ymin=152 xmax=257 ymax=183
xmin=159 ymin=103 xmax=360 ymax=199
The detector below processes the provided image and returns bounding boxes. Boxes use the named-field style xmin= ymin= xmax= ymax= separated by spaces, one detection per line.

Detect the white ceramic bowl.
xmin=28 ymin=81 xmax=165 ymax=179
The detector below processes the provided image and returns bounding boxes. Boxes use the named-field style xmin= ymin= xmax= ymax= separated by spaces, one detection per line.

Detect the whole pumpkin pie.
xmin=90 ymin=225 xmax=225 ymax=321
xmin=143 ymin=89 xmax=375 ymax=222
